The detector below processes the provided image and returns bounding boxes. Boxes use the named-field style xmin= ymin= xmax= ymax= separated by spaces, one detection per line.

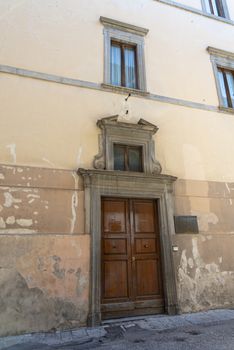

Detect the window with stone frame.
xmin=201 ymin=0 xmax=230 ymax=19
xmin=208 ymin=47 xmax=234 ymax=112
xmin=217 ymin=67 xmax=234 ymax=109
xmin=100 ymin=16 xmax=148 ymax=93
xmin=93 ymin=116 xmax=162 ymax=175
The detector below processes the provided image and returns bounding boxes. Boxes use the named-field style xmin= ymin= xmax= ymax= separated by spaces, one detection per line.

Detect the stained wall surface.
xmin=0 ymin=0 xmax=234 ymax=335
xmin=0 ymin=164 xmax=89 ymax=336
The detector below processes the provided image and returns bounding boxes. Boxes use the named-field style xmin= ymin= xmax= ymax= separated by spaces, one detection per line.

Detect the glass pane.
xmin=114 ymin=145 xmax=125 ymax=170
xmin=111 ymin=44 xmax=121 ymax=86
xmin=203 ymin=0 xmax=212 ymax=13
xmin=212 ymin=0 xmax=219 ymax=16
xmin=218 ymin=70 xmax=228 ymax=107
xmin=124 ymin=47 xmax=137 ymax=89
xmin=226 ymin=71 xmax=234 ymax=108
xmin=128 ymin=147 xmax=142 ymax=172
xmin=204 ymin=0 xmax=218 ymax=15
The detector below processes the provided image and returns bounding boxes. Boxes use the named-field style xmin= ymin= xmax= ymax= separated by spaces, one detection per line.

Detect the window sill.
xmin=101 ymin=83 xmax=149 ymax=97
xmin=219 ymin=106 xmax=234 ymax=114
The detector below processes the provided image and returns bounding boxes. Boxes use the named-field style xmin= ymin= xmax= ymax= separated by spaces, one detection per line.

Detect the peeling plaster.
xmin=16 ymin=219 xmax=33 ymax=227
xmin=6 ymin=216 xmax=15 ymax=225
xmin=6 ymin=144 xmax=17 ymax=164
xmin=0 ymin=229 xmax=36 ymax=234
xmin=52 ymin=256 xmax=65 ymax=279
xmin=27 ymin=194 xmax=40 ymax=199
xmin=193 ymin=211 xmax=219 ymax=232
xmin=178 ymin=237 xmax=234 ymax=312
xmin=42 ymin=158 xmax=55 ymax=167
xmin=225 ymin=182 xmax=231 ymax=193
xmin=0 ymin=268 xmax=88 ymax=337
xmin=72 ymin=172 xmax=79 ymax=190
xmin=70 ymin=191 xmax=78 ymax=234
xmin=3 ymin=193 xmax=22 ymax=208
xmin=0 ymin=217 xmax=6 ymax=229
xmin=75 ymin=268 xmax=88 ymax=297
xmin=76 ymin=146 xmax=83 ymax=168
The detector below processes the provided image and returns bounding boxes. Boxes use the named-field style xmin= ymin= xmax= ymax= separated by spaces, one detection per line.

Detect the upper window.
xmin=100 ymin=16 xmax=148 ymax=92
xmin=202 ymin=0 xmax=229 ymax=19
xmin=208 ymin=47 xmax=234 ymax=112
xmin=217 ymin=68 xmax=234 ymax=108
xmin=111 ymin=42 xmax=138 ymax=89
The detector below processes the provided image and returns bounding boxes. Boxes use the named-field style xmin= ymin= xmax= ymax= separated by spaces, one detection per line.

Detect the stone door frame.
xmin=78 ymin=168 xmax=179 ymax=326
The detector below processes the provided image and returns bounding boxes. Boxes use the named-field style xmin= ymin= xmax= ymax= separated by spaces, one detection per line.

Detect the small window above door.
xmin=114 ymin=144 xmax=143 ymax=172
xmin=93 ymin=116 xmax=162 ymax=175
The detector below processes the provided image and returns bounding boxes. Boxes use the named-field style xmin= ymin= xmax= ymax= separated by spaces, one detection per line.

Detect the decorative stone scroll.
xmin=93 ymin=115 xmax=162 ymax=174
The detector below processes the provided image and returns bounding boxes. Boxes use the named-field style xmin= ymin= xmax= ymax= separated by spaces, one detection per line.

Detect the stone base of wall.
xmin=0 ymin=235 xmax=90 ymax=337
xmin=0 ymin=164 xmax=89 ymax=337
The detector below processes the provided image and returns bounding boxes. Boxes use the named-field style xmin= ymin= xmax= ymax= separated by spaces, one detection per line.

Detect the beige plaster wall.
xmin=1 ymin=75 xmax=234 ymax=182
xmin=0 ymin=0 xmax=234 ymax=182
xmin=0 ymin=0 xmax=234 ymax=103
xmin=1 ymin=0 xmax=234 ymax=335
xmin=174 ymin=179 xmax=234 ymax=233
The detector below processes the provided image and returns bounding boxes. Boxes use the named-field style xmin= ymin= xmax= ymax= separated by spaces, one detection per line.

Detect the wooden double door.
xmin=101 ymin=197 xmax=164 ymax=319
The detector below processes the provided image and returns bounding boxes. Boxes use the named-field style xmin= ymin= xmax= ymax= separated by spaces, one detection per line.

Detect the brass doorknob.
xmin=132 ymin=256 xmax=136 ymax=262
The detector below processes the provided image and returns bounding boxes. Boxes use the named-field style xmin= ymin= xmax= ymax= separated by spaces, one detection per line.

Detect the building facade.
xmin=0 ymin=0 xmax=234 ymax=336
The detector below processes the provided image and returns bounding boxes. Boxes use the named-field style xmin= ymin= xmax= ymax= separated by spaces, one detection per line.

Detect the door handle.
xmin=132 ymin=256 xmax=135 ymax=262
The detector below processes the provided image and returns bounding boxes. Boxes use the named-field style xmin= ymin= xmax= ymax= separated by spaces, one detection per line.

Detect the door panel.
xmin=103 ymin=260 xmax=129 ymax=299
xmin=135 ymin=238 xmax=156 ymax=254
xmin=135 ymin=259 xmax=160 ymax=297
xmin=101 ymin=198 xmax=164 ymax=319
xmin=103 ymin=239 xmax=127 ymax=254
xmin=133 ymin=201 xmax=155 ymax=233
xmin=103 ymin=200 xmax=126 ymax=233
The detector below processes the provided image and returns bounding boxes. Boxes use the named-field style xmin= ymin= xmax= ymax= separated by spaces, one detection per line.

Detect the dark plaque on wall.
xmin=174 ymin=216 xmax=199 ymax=234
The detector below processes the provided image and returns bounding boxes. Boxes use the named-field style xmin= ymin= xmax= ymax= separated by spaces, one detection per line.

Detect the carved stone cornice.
xmin=99 ymin=16 xmax=149 ymax=36
xmin=78 ymin=168 xmax=176 ymax=183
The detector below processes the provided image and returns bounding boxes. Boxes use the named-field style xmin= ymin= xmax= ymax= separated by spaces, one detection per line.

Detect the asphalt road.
xmin=4 ymin=319 xmax=234 ymax=350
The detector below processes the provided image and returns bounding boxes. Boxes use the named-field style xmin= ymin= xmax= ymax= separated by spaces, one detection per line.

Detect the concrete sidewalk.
xmin=1 ymin=309 xmax=234 ymax=349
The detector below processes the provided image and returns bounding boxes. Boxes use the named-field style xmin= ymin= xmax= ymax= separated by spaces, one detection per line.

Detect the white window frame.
xmin=100 ymin=16 xmax=148 ymax=93
xmin=201 ymin=0 xmax=230 ymax=19
xmin=208 ymin=46 xmax=234 ymax=112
